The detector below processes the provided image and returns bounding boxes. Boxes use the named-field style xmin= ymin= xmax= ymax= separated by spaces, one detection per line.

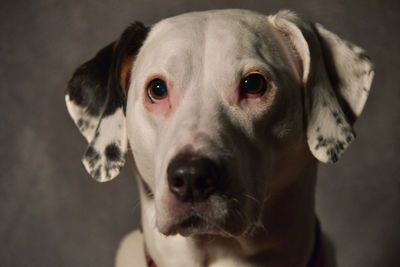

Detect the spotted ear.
xmin=65 ymin=22 xmax=148 ymax=182
xmin=270 ymin=10 xmax=374 ymax=163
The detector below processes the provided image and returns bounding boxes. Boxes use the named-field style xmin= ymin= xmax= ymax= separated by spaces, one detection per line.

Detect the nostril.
xmin=167 ymin=168 xmax=190 ymax=201
xmin=195 ymin=173 xmax=216 ymax=190
xmin=170 ymin=175 xmax=185 ymax=189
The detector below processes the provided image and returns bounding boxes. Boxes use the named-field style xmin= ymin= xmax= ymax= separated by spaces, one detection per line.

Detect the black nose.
xmin=167 ymin=155 xmax=222 ymax=203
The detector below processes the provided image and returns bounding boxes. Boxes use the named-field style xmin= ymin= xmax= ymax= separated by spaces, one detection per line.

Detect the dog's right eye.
xmin=147 ymin=78 xmax=168 ymax=103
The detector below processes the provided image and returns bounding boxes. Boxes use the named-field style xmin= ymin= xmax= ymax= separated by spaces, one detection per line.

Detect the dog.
xmin=65 ymin=9 xmax=374 ymax=267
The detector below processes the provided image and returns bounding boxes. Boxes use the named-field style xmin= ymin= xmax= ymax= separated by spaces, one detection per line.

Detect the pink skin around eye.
xmin=239 ymin=85 xmax=269 ymax=106
xmin=239 ymin=96 xmax=263 ymax=106
xmin=148 ymin=92 xmax=169 ymax=104
xmin=143 ymin=76 xmax=176 ymax=117
xmin=241 ymin=92 xmax=265 ymax=99
xmin=227 ymin=84 xmax=266 ymax=106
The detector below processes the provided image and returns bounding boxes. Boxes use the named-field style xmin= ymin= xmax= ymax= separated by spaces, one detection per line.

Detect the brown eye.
xmin=241 ymin=73 xmax=268 ymax=97
xmin=147 ymin=78 xmax=168 ymax=103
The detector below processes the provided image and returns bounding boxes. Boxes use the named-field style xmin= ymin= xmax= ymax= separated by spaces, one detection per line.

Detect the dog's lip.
xmin=166 ymin=213 xmax=210 ymax=236
xmin=163 ymin=212 xmax=245 ymax=237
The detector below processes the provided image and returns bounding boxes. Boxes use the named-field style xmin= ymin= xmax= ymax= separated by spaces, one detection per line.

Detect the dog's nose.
xmin=167 ymin=156 xmax=222 ymax=203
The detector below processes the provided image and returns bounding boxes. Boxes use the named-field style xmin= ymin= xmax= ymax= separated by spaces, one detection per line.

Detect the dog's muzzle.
xmin=167 ymin=155 xmax=223 ymax=203
xmin=161 ymin=154 xmax=241 ymax=236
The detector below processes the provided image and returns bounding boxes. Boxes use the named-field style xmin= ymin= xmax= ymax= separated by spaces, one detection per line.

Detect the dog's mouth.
xmin=161 ymin=198 xmax=249 ymax=237
xmin=167 ymin=213 xmax=210 ymax=237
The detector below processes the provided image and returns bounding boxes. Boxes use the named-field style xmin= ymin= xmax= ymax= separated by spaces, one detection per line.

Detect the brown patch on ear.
xmin=116 ymin=21 xmax=149 ymax=96
xmin=120 ymin=54 xmax=135 ymax=96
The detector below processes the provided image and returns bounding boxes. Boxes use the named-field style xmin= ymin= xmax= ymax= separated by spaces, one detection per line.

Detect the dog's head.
xmin=66 ymin=10 xmax=373 ymax=237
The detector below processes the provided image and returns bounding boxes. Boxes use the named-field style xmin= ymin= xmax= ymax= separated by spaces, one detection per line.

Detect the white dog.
xmin=65 ymin=9 xmax=373 ymax=267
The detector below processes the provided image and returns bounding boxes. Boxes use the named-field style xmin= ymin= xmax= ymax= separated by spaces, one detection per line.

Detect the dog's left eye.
xmin=240 ymin=73 xmax=268 ymax=97
xmin=147 ymin=78 xmax=168 ymax=103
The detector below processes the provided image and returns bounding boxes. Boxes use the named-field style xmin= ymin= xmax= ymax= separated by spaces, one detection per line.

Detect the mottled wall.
xmin=0 ymin=0 xmax=399 ymax=266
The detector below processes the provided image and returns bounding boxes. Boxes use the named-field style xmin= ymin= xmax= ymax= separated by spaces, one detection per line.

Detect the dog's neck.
xmin=137 ymin=146 xmax=319 ymax=267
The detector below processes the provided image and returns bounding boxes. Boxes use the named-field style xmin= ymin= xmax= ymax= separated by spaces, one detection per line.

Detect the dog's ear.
xmin=65 ymin=22 xmax=148 ymax=182
xmin=269 ymin=10 xmax=374 ymax=163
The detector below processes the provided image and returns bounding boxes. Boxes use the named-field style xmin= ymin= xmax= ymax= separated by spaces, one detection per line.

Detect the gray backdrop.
xmin=1 ymin=0 xmax=399 ymax=266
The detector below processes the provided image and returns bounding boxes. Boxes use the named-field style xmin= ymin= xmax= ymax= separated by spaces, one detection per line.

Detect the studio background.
xmin=0 ymin=0 xmax=399 ymax=266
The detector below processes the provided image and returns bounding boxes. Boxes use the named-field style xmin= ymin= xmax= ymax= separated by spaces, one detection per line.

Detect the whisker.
xmin=242 ymin=193 xmax=260 ymax=204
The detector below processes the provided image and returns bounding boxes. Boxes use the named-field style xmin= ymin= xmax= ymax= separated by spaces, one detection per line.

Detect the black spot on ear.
xmin=77 ymin=119 xmax=84 ymax=128
xmin=326 ymin=148 xmax=338 ymax=162
xmin=92 ymin=166 xmax=101 ymax=180
xmin=315 ymin=135 xmax=328 ymax=150
xmin=85 ymin=146 xmax=101 ymax=168
xmin=77 ymin=118 xmax=91 ymax=131
xmin=335 ymin=141 xmax=344 ymax=151
xmin=86 ymin=146 xmax=96 ymax=157
xmin=105 ymin=143 xmax=121 ymax=161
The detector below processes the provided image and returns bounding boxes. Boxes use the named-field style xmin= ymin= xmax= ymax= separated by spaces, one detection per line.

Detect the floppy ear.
xmin=269 ymin=10 xmax=374 ymax=163
xmin=65 ymin=22 xmax=148 ymax=182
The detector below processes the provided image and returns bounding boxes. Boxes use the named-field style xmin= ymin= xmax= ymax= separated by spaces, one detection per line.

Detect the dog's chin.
xmin=161 ymin=212 xmax=246 ymax=237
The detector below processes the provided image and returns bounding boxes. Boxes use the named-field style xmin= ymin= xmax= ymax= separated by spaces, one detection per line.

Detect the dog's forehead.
xmin=153 ymin=10 xmax=267 ymax=36
xmin=137 ymin=10 xmax=279 ymax=75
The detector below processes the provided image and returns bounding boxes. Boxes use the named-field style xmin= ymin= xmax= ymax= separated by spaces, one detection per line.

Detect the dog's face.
xmin=66 ymin=10 xmax=373 ymax=237
xmin=127 ymin=11 xmax=306 ymax=236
